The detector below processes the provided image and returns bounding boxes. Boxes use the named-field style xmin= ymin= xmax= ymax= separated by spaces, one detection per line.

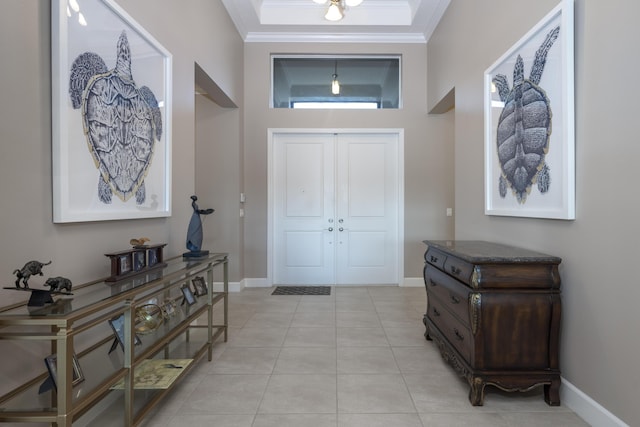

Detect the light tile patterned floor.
xmin=135 ymin=286 xmax=588 ymax=427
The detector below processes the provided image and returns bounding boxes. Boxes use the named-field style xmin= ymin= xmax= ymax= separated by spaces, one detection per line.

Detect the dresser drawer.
xmin=428 ymin=297 xmax=473 ymax=363
xmin=443 ymin=256 xmax=474 ymax=285
xmin=425 ymin=265 xmax=471 ymax=325
xmin=424 ymin=247 xmax=446 ymax=270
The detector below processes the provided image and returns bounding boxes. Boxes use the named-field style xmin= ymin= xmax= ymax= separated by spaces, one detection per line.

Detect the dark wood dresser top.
xmin=423 ymin=240 xmax=561 ymax=265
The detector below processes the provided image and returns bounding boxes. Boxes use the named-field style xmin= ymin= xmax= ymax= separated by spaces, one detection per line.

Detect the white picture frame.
xmin=52 ymin=0 xmax=172 ymax=222
xmin=484 ymin=0 xmax=574 ymax=219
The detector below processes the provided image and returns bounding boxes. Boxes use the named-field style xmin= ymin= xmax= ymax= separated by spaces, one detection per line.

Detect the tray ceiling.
xmin=220 ymin=0 xmax=451 ymax=43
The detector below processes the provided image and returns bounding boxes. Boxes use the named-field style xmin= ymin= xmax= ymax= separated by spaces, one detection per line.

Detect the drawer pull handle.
xmin=454 ymin=328 xmax=464 ymax=341
xmin=430 ymin=255 xmax=439 ymax=263
xmin=433 ymin=307 xmax=441 ymax=317
xmin=450 ymin=265 xmax=462 ymax=276
xmin=449 ymin=294 xmax=460 ymax=304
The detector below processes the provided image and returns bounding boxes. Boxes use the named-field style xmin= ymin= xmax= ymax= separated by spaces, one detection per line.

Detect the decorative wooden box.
xmin=105 ymin=244 xmax=167 ymax=282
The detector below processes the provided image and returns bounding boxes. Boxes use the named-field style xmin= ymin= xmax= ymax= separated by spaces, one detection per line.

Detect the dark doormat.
xmin=272 ymin=286 xmax=331 ymax=295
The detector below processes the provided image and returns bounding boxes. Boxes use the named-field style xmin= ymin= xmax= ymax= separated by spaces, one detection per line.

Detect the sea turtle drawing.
xmin=69 ymin=31 xmax=162 ymax=205
xmin=492 ymin=25 xmax=559 ymax=203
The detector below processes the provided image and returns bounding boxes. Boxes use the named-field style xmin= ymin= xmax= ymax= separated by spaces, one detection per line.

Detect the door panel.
xmin=273 ymin=133 xmax=335 ymax=285
xmin=346 ymin=231 xmax=386 ymax=266
xmin=336 ymin=133 xmax=398 ymax=285
xmin=345 ymin=142 xmax=386 ymax=217
xmin=285 ymin=143 xmax=324 ymax=217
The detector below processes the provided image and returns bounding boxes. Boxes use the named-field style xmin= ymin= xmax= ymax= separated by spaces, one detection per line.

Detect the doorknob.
xmin=325 ymin=227 xmax=334 ymax=232
xmin=339 ymin=227 xmax=347 ymax=232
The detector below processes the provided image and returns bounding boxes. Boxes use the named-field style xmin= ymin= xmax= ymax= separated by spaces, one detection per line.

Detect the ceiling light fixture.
xmin=325 ymin=0 xmax=343 ymax=21
xmin=331 ymin=61 xmax=340 ymax=95
xmin=313 ymin=0 xmax=363 ymax=22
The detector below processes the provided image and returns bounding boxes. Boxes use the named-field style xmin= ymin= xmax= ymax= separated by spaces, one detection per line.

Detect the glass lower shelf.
xmin=0 ymin=327 xmax=213 ymax=419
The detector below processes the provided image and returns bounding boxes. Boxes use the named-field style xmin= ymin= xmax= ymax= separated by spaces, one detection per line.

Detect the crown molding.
xmin=244 ymin=31 xmax=427 ymax=43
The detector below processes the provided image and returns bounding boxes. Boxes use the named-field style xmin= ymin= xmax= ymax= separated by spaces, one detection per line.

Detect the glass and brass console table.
xmin=0 ymin=253 xmax=228 ymax=426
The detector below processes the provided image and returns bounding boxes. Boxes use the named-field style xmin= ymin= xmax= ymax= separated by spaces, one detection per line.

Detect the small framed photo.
xmin=147 ymin=245 xmax=165 ymax=267
xmin=191 ymin=276 xmax=208 ymax=296
xmin=162 ymin=299 xmax=177 ymax=317
xmin=118 ymin=254 xmax=132 ymax=275
xmin=108 ymin=313 xmax=142 ymax=353
xmin=180 ymin=284 xmax=196 ymax=306
xmin=133 ymin=250 xmax=146 ymax=272
xmin=44 ymin=353 xmax=84 ymax=390
xmin=148 ymin=247 xmax=159 ymax=267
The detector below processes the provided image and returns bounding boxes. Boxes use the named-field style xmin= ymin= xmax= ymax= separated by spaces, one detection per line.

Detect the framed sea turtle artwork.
xmin=484 ymin=0 xmax=574 ymax=220
xmin=51 ymin=0 xmax=172 ymax=222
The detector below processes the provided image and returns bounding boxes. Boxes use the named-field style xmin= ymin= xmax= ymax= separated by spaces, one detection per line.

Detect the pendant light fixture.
xmin=325 ymin=0 xmax=343 ymax=21
xmin=331 ymin=60 xmax=340 ymax=95
xmin=313 ymin=0 xmax=363 ymax=22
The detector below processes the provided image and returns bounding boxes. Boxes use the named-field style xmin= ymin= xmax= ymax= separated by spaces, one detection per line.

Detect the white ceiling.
xmin=220 ymin=0 xmax=451 ymax=43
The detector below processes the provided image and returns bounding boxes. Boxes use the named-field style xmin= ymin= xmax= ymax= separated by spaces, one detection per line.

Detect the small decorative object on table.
xmin=180 ymin=284 xmax=196 ymax=306
xmin=12 ymin=260 xmax=51 ymax=289
xmin=135 ymin=304 xmax=164 ymax=334
xmin=4 ymin=261 xmax=73 ymax=307
xmin=183 ymin=195 xmax=214 ymax=258
xmin=39 ymin=353 xmax=84 ymax=393
xmin=105 ymin=241 xmax=167 ymax=282
xmin=108 ymin=313 xmax=142 ymax=354
xmin=44 ymin=276 xmax=73 ymax=293
xmin=191 ymin=276 xmax=208 ymax=296
xmin=110 ymin=359 xmax=194 ymax=390
xmin=130 ymin=237 xmax=150 ymax=247
xmin=161 ymin=299 xmax=177 ymax=318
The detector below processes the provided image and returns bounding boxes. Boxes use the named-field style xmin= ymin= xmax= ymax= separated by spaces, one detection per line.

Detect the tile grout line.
xmin=369 ymin=287 xmax=425 ymax=424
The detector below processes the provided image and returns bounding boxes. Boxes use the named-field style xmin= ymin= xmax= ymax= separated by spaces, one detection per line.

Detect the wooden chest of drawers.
xmin=423 ymin=240 xmax=562 ymax=406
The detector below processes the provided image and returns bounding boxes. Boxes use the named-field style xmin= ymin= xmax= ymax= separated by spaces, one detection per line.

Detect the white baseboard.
xmin=561 ymin=377 xmax=628 ymax=427
xmin=402 ymin=277 xmax=424 ymax=287
xmin=212 ymin=281 xmax=243 ymax=292
xmin=239 ymin=278 xmax=424 ymax=288
xmin=243 ymin=278 xmax=272 ymax=288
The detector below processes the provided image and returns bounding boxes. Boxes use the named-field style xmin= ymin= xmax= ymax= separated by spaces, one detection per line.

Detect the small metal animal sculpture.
xmin=13 ymin=260 xmax=52 ymax=289
xmin=492 ymin=25 xmax=560 ymax=203
xmin=44 ymin=277 xmax=73 ymax=293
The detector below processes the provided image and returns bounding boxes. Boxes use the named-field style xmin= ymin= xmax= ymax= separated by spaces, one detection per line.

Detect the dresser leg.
xmin=468 ymin=377 xmax=485 ymax=406
xmin=423 ymin=314 xmax=432 ymax=340
xmin=544 ymin=379 xmax=561 ymax=406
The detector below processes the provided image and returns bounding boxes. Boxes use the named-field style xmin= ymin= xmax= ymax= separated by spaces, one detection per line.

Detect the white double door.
xmin=271 ymin=131 xmax=401 ymax=285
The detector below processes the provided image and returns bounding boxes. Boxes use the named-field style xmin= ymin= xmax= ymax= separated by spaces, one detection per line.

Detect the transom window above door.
xmin=271 ymin=55 xmax=401 ymax=109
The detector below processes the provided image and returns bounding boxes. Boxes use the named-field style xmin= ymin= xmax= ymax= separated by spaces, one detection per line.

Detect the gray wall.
xmin=0 ymin=0 xmax=242 ymax=292
xmin=428 ymin=0 xmax=640 ymax=425
xmin=242 ymin=42 xmax=455 ymax=281
xmin=0 ymin=0 xmax=243 ymax=395
xmin=195 ymin=95 xmax=243 ymax=282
